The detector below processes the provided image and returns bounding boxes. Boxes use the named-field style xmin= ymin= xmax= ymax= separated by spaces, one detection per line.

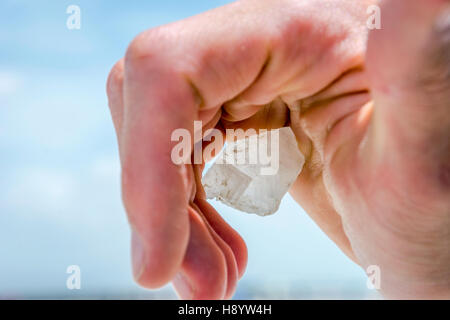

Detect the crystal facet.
xmin=202 ymin=127 xmax=304 ymax=216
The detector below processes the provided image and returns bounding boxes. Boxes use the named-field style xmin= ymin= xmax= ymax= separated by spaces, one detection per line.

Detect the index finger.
xmin=121 ymin=2 xmax=270 ymax=287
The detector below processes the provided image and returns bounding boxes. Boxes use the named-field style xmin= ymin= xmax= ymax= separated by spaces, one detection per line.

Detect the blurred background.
xmin=0 ymin=0 xmax=380 ymax=299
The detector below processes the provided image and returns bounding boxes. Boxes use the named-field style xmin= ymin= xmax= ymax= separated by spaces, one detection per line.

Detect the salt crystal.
xmin=202 ymin=127 xmax=304 ymax=216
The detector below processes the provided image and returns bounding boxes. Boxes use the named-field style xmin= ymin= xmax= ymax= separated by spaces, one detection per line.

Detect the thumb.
xmin=366 ymin=0 xmax=450 ymax=189
xmin=367 ymin=0 xmax=449 ymax=92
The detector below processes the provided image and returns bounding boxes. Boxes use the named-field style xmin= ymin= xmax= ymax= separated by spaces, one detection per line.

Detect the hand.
xmin=106 ymin=0 xmax=449 ymax=299
xmin=290 ymin=0 xmax=450 ymax=298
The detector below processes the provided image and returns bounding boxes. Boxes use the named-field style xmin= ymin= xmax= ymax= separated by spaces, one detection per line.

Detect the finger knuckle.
xmin=125 ymin=27 xmax=172 ymax=69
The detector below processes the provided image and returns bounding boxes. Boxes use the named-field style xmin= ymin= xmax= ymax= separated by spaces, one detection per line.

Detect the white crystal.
xmin=202 ymin=127 xmax=305 ymax=216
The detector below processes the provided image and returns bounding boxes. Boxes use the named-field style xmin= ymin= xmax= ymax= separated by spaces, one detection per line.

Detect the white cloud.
xmin=5 ymin=167 xmax=77 ymax=218
xmin=0 ymin=71 xmax=23 ymax=96
xmin=90 ymin=155 xmax=120 ymax=180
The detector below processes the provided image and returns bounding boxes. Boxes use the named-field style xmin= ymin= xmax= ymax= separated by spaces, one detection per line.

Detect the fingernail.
xmin=173 ymin=273 xmax=194 ymax=300
xmin=131 ymin=229 xmax=146 ymax=281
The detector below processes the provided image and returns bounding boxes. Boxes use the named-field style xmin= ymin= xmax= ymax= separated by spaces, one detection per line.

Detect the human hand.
xmin=289 ymin=0 xmax=450 ymax=299
xmin=106 ymin=0 xmax=449 ymax=299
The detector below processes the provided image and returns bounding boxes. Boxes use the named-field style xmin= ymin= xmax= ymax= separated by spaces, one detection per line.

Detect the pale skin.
xmin=106 ymin=0 xmax=450 ymax=299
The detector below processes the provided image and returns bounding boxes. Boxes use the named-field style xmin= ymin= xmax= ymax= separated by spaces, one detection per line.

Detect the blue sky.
xmin=0 ymin=1 xmax=378 ymax=299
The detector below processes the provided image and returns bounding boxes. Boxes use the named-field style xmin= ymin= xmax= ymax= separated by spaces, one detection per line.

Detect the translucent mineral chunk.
xmin=202 ymin=127 xmax=304 ymax=216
